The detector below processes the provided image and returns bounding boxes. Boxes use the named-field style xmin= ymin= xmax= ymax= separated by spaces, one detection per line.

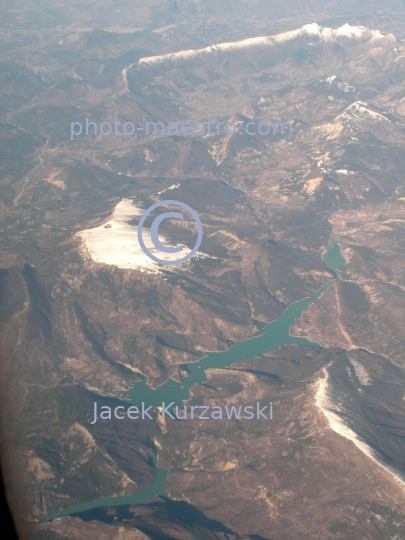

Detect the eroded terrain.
xmin=1 ymin=1 xmax=405 ymax=538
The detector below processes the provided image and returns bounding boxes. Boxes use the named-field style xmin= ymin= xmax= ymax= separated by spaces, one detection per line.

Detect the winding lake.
xmin=41 ymin=244 xmax=345 ymax=521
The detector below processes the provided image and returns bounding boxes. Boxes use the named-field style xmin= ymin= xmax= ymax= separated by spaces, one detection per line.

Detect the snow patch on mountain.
xmin=316 ymin=369 xmax=405 ymax=488
xmin=135 ymin=23 xmax=396 ymax=68
xmin=77 ymin=198 xmax=212 ymax=273
xmin=349 ymin=356 xmax=372 ymax=386
xmin=338 ymin=101 xmax=399 ymax=129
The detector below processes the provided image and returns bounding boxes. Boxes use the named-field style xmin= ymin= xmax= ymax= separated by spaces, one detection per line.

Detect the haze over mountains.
xmin=1 ymin=1 xmax=405 ymax=539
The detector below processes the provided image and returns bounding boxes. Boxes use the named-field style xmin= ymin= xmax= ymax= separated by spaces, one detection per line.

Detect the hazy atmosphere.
xmin=1 ymin=1 xmax=405 ymax=539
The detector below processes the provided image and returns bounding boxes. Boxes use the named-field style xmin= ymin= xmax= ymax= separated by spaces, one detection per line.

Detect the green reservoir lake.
xmin=41 ymin=244 xmax=345 ymax=521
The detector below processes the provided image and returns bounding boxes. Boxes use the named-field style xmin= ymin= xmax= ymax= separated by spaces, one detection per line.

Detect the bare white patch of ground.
xmin=77 ymin=198 xmax=201 ymax=273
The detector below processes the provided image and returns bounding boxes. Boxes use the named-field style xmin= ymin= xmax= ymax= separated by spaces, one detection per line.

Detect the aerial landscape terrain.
xmin=1 ymin=0 xmax=405 ymax=538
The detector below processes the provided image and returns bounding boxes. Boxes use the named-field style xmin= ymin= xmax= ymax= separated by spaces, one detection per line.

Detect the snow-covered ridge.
xmin=316 ymin=369 xmax=405 ymax=489
xmin=136 ymin=23 xmax=395 ymax=68
xmin=338 ymin=101 xmax=399 ymax=127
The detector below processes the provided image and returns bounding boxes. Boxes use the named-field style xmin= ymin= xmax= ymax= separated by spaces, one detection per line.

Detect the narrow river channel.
xmin=41 ymin=243 xmax=345 ymax=521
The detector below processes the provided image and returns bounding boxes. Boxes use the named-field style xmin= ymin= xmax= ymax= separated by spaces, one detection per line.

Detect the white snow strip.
xmin=337 ymin=169 xmax=356 ymax=175
xmin=134 ymin=24 xmax=395 ymax=68
xmin=316 ymin=369 xmax=405 ymax=488
xmin=157 ymin=183 xmax=180 ymax=195
xmin=348 ymin=356 xmax=372 ymax=386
